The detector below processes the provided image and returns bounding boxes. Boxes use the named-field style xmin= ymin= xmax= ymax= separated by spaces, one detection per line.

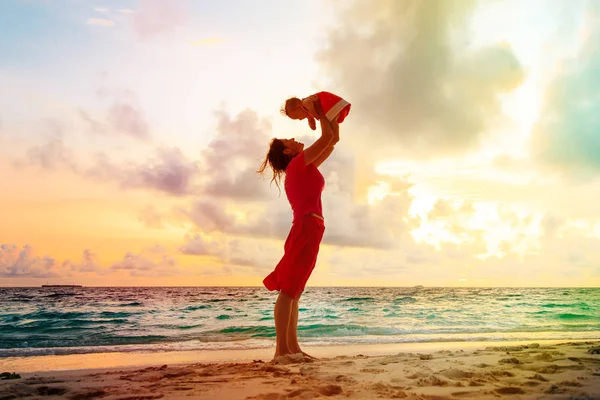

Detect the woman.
xmin=258 ymin=101 xmax=339 ymax=364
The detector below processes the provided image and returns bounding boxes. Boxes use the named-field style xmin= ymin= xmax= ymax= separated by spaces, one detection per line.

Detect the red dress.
xmin=308 ymin=91 xmax=351 ymax=123
xmin=263 ymin=152 xmax=326 ymax=299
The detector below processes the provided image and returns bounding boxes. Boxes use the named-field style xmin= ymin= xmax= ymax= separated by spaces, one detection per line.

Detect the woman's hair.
xmin=257 ymin=138 xmax=292 ymax=194
xmin=280 ymin=97 xmax=301 ymax=117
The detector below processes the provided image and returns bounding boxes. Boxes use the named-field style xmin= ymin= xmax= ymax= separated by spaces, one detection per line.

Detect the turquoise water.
xmin=0 ymin=287 xmax=599 ymax=357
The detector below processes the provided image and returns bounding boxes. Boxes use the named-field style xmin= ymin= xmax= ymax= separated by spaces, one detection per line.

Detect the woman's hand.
xmin=312 ymin=98 xmax=326 ymax=120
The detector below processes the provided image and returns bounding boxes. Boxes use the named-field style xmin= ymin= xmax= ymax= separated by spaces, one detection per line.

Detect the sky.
xmin=1 ymin=0 xmax=599 ymax=287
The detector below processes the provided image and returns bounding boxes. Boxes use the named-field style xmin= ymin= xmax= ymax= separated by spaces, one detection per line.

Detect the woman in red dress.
xmin=258 ymin=100 xmax=338 ymax=364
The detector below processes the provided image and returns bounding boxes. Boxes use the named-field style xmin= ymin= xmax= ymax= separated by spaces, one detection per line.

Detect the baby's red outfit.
xmin=263 ymin=152 xmax=325 ymax=299
xmin=314 ymin=91 xmax=351 ymax=123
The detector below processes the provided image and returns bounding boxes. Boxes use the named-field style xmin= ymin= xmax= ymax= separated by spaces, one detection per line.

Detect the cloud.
xmin=17 ymin=108 xmax=269 ymax=198
xmin=13 ymin=120 xmax=79 ymax=172
xmin=507 ymin=214 xmax=600 ymax=279
xmin=155 ymin=107 xmax=420 ymax=249
xmin=77 ymin=108 xmax=269 ymax=198
xmin=532 ymin=4 xmax=600 ymax=177
xmin=147 ymin=244 xmax=168 ymax=254
xmin=189 ymin=37 xmax=224 ymax=46
xmin=536 ymin=214 xmax=600 ymax=271
xmin=116 ymin=147 xmax=199 ymax=195
xmin=138 ymin=205 xmax=165 ymax=229
xmin=179 ymin=109 xmax=418 ymax=249
xmin=15 ymin=109 xmax=195 ymax=196
xmin=79 ymin=110 xmax=108 ymax=136
xmin=107 ymin=103 xmax=150 ymax=140
xmin=86 ymin=147 xmax=200 ymax=196
xmin=62 ymin=249 xmax=102 ymax=273
xmin=111 ymin=251 xmax=178 ymax=277
xmin=186 ymin=200 xmax=240 ymax=234
xmin=540 ymin=213 xmax=565 ymax=237
xmin=184 ymin=196 xmax=293 ymax=239
xmin=180 ymin=233 xmax=212 ymax=256
xmin=132 ymin=0 xmax=187 ymax=39
xmin=180 ymin=233 xmax=281 ymax=275
xmin=319 ymin=173 xmax=413 ymax=249
xmin=226 ymin=238 xmax=281 ymax=270
xmin=1 ymin=244 xmax=186 ymax=280
xmin=79 ymin=89 xmax=151 ymax=140
xmin=200 ymin=109 xmax=273 ymax=200
xmin=86 ymin=18 xmax=114 ymax=27
xmin=93 ymin=7 xmax=109 ymax=13
xmin=0 ymin=244 xmax=59 ymax=278
xmin=14 ymin=136 xmax=199 ymax=196
xmin=22 ymin=136 xmax=77 ymax=171
xmin=320 ymin=200 xmax=600 ymax=285
xmin=411 ymin=197 xmax=600 ymax=281
xmin=316 ymin=0 xmax=524 ymax=158
xmin=428 ymin=198 xmax=455 ymax=220
xmin=183 ymin=125 xmax=418 ymax=249
xmin=325 ymin=247 xmax=411 ymax=280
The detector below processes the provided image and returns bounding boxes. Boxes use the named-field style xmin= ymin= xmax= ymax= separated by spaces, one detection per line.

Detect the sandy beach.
xmin=2 ymin=340 xmax=599 ymax=399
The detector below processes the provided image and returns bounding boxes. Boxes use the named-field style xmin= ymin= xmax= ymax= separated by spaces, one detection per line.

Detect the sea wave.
xmin=1 ymin=286 xmax=599 ymax=357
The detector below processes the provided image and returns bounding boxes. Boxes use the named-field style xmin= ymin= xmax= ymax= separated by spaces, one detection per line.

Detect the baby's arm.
xmin=301 ymin=94 xmax=320 ymax=130
xmin=301 ymin=94 xmax=320 ymax=117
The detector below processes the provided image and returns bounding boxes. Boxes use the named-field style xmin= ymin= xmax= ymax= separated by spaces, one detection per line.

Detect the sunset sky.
xmin=1 ymin=0 xmax=599 ymax=287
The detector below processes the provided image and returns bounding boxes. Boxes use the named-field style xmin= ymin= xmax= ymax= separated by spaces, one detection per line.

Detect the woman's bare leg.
xmin=273 ymin=291 xmax=294 ymax=359
xmin=287 ymin=293 xmax=317 ymax=360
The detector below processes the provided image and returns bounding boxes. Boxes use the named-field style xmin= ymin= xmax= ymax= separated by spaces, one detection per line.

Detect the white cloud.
xmin=86 ymin=147 xmax=200 ymax=196
xmin=0 ymin=244 xmax=59 ymax=278
xmin=138 ymin=205 xmax=165 ymax=229
xmin=86 ymin=18 xmax=115 ymax=27
xmin=107 ymin=103 xmax=150 ymax=139
xmin=180 ymin=233 xmax=213 ymax=256
xmin=13 ymin=120 xmax=79 ymax=172
xmin=132 ymin=0 xmax=186 ymax=39
xmin=531 ymin=3 xmax=600 ymax=178
xmin=316 ymin=0 xmax=524 ymax=159
xmin=62 ymin=249 xmax=102 ymax=273
xmin=111 ymin=251 xmax=179 ymax=277
xmin=200 ymin=109 xmax=272 ymax=200
xmin=180 ymin=233 xmax=283 ymax=276
xmin=189 ymin=37 xmax=224 ymax=46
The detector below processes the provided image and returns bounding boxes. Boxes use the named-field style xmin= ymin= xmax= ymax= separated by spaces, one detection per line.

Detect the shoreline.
xmin=1 ymin=338 xmax=597 ymax=374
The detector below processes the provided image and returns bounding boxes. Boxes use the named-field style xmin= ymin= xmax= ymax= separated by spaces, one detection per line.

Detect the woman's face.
xmin=281 ymin=138 xmax=304 ymax=156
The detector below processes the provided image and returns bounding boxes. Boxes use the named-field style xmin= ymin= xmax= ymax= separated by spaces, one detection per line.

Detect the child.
xmin=281 ymin=91 xmax=351 ymax=130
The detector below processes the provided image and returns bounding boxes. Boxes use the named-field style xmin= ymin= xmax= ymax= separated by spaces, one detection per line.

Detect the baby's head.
xmin=281 ymin=97 xmax=307 ymax=120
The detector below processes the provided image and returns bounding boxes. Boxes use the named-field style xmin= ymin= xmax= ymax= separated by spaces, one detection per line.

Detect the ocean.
xmin=1 ymin=287 xmax=599 ymax=358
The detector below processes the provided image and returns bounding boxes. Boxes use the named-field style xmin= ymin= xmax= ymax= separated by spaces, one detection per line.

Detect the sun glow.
xmin=366 ymin=181 xmax=391 ymax=204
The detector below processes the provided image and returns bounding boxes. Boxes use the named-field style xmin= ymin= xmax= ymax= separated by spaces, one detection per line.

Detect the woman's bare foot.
xmin=271 ymin=353 xmax=305 ymax=365
xmin=302 ymin=351 xmax=318 ymax=361
xmin=290 ymin=347 xmax=318 ymax=361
